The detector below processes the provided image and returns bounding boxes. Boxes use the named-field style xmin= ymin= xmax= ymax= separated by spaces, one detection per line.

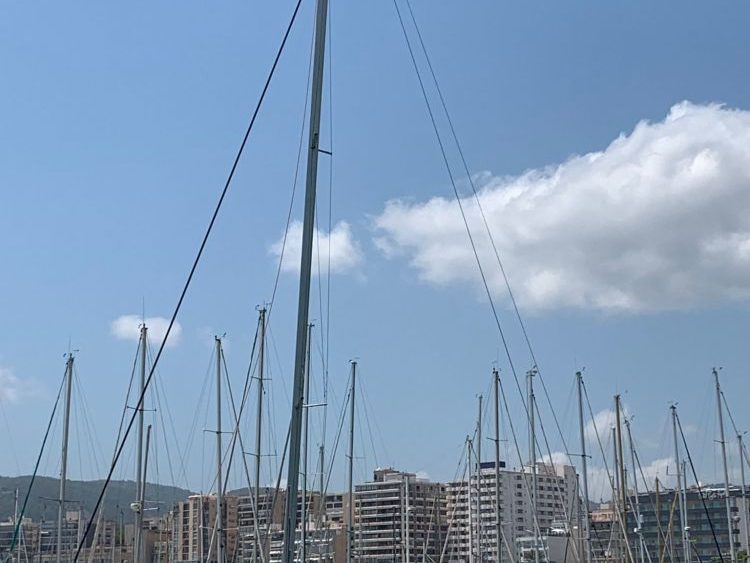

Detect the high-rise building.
xmin=353 ymin=468 xmax=446 ymax=563
xmin=631 ymin=484 xmax=750 ymax=562
xmin=445 ymin=461 xmax=580 ymax=563
xmin=172 ymin=495 xmax=239 ymax=563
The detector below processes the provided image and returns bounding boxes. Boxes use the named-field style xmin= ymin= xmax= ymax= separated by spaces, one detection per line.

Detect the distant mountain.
xmin=0 ymin=476 xmax=193 ymax=523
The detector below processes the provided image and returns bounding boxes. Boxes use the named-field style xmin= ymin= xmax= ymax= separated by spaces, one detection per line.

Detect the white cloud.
xmin=270 ymin=220 xmax=363 ymax=276
xmin=110 ymin=315 xmax=182 ymax=348
xmin=584 ymin=408 xmax=617 ymax=445
xmin=537 ymin=450 xmax=672 ymax=502
xmin=538 ymin=451 xmax=572 ymax=467
xmin=374 ymin=102 xmax=750 ymax=312
xmin=0 ymin=367 xmax=39 ymax=403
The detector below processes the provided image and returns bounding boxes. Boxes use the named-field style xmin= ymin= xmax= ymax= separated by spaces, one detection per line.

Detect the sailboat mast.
xmin=612 ymin=427 xmax=621 ymax=562
xmin=625 ymin=418 xmax=644 ymax=563
xmin=253 ymin=308 xmax=266 ymax=563
xmin=614 ymin=395 xmax=629 ymax=563
xmin=493 ymin=369 xmax=502 ymax=563
xmin=140 ymin=424 xmax=152 ymax=538
xmin=671 ymin=405 xmax=689 ymax=563
xmin=282 ymin=0 xmax=329 ymax=561
xmin=301 ymin=324 xmax=313 ymax=563
xmin=739 ymin=433 xmax=749 ymax=554
xmin=655 ymin=478 xmax=662 ymax=563
xmin=476 ymin=395 xmax=482 ymax=563
xmin=134 ymin=325 xmax=147 ymax=563
xmin=527 ymin=369 xmax=540 ymax=563
xmin=714 ymin=368 xmax=736 ymax=563
xmin=467 ymin=437 xmax=474 ymax=563
xmin=15 ymin=488 xmax=21 ymax=563
xmin=57 ymin=353 xmax=74 ymax=563
xmin=576 ymin=372 xmax=592 ymax=563
xmin=346 ymin=361 xmax=357 ymax=563
xmin=216 ymin=337 xmax=224 ymax=563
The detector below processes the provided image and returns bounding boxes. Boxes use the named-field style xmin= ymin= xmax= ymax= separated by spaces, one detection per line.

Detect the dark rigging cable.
xmin=5 ymin=369 xmax=66 ymax=563
xmin=676 ymin=411 xmax=724 ymax=562
xmin=391 ymin=0 xmax=532 ymax=430
xmin=402 ymin=0 xmax=572 ymax=460
xmin=73 ymin=2 xmax=305 ymax=559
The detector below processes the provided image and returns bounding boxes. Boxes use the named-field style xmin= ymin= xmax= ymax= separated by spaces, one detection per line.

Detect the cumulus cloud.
xmin=584 ymin=408 xmax=621 ymax=445
xmin=541 ymin=448 xmax=673 ymax=502
xmin=110 ymin=315 xmax=182 ymax=348
xmin=270 ymin=220 xmax=363 ymax=275
xmin=0 ymin=367 xmax=39 ymax=403
xmin=374 ymin=102 xmax=750 ymax=312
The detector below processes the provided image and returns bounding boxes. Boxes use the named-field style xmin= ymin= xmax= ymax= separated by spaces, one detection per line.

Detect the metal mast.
xmin=253 ymin=308 xmax=266 ymax=563
xmin=614 ymin=395 xmax=630 ymax=563
xmin=405 ymin=476 xmax=411 ymax=563
xmin=346 ymin=361 xmax=357 ymax=563
xmin=134 ymin=325 xmax=147 ymax=563
xmin=671 ymin=405 xmax=689 ymax=563
xmin=476 ymin=395 xmax=483 ymax=563
xmin=282 ymin=0 xmax=329 ymax=561
xmin=493 ymin=369 xmax=502 ymax=563
xmin=739 ymin=433 xmax=749 ymax=555
xmin=14 ymin=488 xmax=21 ymax=563
xmin=576 ymin=372 xmax=592 ymax=563
xmin=57 ymin=353 xmax=74 ymax=563
xmin=612 ymin=427 xmax=621 ymax=562
xmin=301 ymin=324 xmax=313 ymax=563
xmin=625 ymin=418 xmax=644 ymax=563
xmin=714 ymin=368 xmax=736 ymax=563
xmin=216 ymin=337 xmax=224 ymax=563
xmin=141 ymin=424 xmax=152 ymax=543
xmin=527 ymin=369 xmax=540 ymax=563
xmin=467 ymin=437 xmax=474 ymax=563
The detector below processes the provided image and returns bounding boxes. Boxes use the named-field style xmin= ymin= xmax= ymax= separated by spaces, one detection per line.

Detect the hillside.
xmin=0 ymin=476 xmax=192 ymax=523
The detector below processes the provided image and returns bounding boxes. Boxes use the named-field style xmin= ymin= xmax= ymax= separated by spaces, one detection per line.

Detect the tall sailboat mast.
xmin=134 ymin=325 xmax=147 ymax=563
xmin=467 ymin=437 xmax=474 ymax=563
xmin=301 ymin=323 xmax=313 ymax=563
xmin=281 ymin=0 xmax=329 ymax=561
xmin=492 ymin=369 xmax=502 ymax=563
xmin=215 ymin=337 xmax=224 ymax=563
xmin=253 ymin=308 xmax=266 ymax=563
xmin=527 ymin=369 xmax=540 ymax=563
xmin=739 ymin=433 xmax=749 ymax=554
xmin=671 ymin=405 xmax=690 ymax=563
xmin=346 ymin=361 xmax=357 ymax=563
xmin=576 ymin=372 xmax=592 ymax=563
xmin=57 ymin=353 xmax=74 ymax=563
xmin=625 ymin=418 xmax=644 ymax=563
xmin=475 ymin=395 xmax=482 ymax=563
xmin=714 ymin=368 xmax=736 ymax=563
xmin=614 ymin=395 xmax=630 ymax=563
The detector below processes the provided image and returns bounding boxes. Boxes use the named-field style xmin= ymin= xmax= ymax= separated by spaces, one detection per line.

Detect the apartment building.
xmin=353 ymin=468 xmax=446 ymax=563
xmin=172 ymin=494 xmax=239 ymax=563
xmin=445 ymin=461 xmax=580 ymax=563
xmin=631 ymin=485 xmax=749 ymax=562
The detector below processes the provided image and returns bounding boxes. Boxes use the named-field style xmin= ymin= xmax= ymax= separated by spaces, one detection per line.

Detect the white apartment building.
xmin=445 ymin=461 xmax=580 ymax=563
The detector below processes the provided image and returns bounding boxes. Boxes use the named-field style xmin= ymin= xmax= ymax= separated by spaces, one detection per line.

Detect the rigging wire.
xmin=391 ymin=2 xmax=543 ymax=480
xmin=675 ymin=411 xmax=724 ymax=562
xmin=401 ymin=0 xmax=572 ymax=462
xmin=73 ymin=2 xmax=305 ymax=557
xmin=721 ymin=391 xmax=750 ymax=468
xmin=629 ymin=425 xmax=672 ymax=561
xmin=496 ymin=371 xmax=545 ymax=551
xmin=5 ymin=368 xmax=66 ymax=562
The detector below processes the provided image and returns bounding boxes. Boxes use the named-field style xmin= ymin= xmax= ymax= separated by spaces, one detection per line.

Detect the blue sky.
xmin=2 ymin=1 xmax=750 ymax=500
